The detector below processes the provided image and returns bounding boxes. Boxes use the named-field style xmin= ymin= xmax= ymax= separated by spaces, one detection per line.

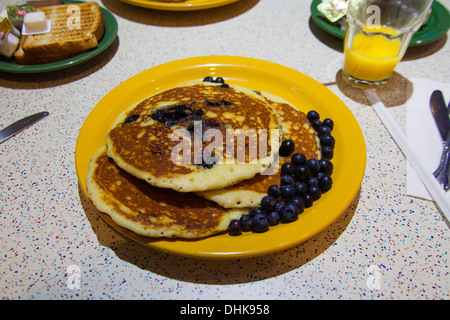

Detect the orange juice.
xmin=344 ymin=26 xmax=403 ymax=82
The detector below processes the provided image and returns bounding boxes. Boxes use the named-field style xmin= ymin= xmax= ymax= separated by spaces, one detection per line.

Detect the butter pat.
xmin=0 ymin=32 xmax=20 ymax=58
xmin=22 ymin=11 xmax=51 ymax=35
xmin=23 ymin=11 xmax=46 ymax=32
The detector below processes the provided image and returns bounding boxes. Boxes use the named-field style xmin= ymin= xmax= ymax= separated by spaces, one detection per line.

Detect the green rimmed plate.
xmin=0 ymin=0 xmax=118 ymax=73
xmin=310 ymin=0 xmax=450 ymax=46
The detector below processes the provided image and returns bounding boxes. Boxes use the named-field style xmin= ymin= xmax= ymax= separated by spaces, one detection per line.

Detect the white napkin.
xmin=406 ymin=78 xmax=450 ymax=200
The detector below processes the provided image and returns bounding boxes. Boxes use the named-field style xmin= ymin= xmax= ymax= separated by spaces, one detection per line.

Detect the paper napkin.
xmin=406 ymin=78 xmax=450 ymax=200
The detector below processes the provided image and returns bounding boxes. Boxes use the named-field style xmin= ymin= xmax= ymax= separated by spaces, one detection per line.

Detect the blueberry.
xmin=290 ymin=196 xmax=305 ymax=212
xmin=267 ymin=211 xmax=280 ymax=226
xmin=261 ymin=195 xmax=276 ymax=212
xmin=316 ymin=172 xmax=326 ymax=180
xmin=123 ymin=114 xmax=139 ymax=125
xmin=164 ymin=120 xmax=177 ymax=127
xmin=311 ymin=119 xmax=322 ymax=131
xmin=309 ymin=186 xmax=322 ymax=200
xmin=322 ymin=118 xmax=334 ymax=130
xmin=307 ymin=110 xmax=320 ymax=123
xmin=203 ymin=76 xmax=214 ymax=83
xmin=321 ymin=146 xmax=334 ymax=159
xmin=320 ymin=134 xmax=335 ymax=148
xmin=294 ymin=181 xmax=308 ymax=196
xmin=220 ymin=83 xmax=230 ymax=88
xmin=249 ymin=206 xmax=264 ymax=218
xmin=293 ymin=165 xmax=311 ymax=182
xmin=251 ymin=214 xmax=269 ymax=233
xmin=220 ymin=99 xmax=232 ymax=106
xmin=267 ymin=185 xmax=281 ymax=198
xmin=319 ymin=158 xmax=333 ymax=175
xmin=279 ymin=139 xmax=295 ymax=157
xmin=305 ymin=158 xmax=320 ymax=175
xmin=291 ymin=153 xmax=306 ymax=166
xmin=214 ymin=77 xmax=225 ymax=84
xmin=281 ymin=162 xmax=294 ymax=175
xmin=307 ymin=177 xmax=319 ymax=187
xmin=228 ymin=219 xmax=242 ymax=236
xmin=205 ymin=100 xmax=216 ymax=107
xmin=318 ymin=175 xmax=333 ymax=192
xmin=192 ymin=109 xmax=204 ymax=118
xmin=151 ymin=109 xmax=165 ymax=123
xmin=240 ymin=214 xmax=252 ymax=232
xmin=280 ymin=203 xmax=299 ymax=222
xmin=281 ymin=184 xmax=295 ymax=198
xmin=274 ymin=199 xmax=286 ymax=212
xmin=280 ymin=174 xmax=294 ymax=186
xmin=303 ymin=193 xmax=313 ymax=208
xmin=203 ymin=118 xmax=220 ymax=129
xmin=317 ymin=125 xmax=331 ymax=137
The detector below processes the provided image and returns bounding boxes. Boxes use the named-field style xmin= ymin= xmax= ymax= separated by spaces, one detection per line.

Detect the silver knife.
xmin=446 ymin=99 xmax=450 ymax=191
xmin=430 ymin=90 xmax=450 ymax=190
xmin=0 ymin=111 xmax=49 ymax=144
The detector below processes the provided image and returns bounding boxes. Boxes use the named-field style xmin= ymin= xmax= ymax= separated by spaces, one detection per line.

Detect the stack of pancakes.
xmin=86 ymin=80 xmax=319 ymax=239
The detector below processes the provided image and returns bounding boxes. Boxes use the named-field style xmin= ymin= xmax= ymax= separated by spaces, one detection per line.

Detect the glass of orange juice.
xmin=342 ymin=0 xmax=433 ymax=88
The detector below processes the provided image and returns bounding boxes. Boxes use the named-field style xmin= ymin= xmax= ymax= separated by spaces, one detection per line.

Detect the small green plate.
xmin=0 ymin=0 xmax=118 ymax=73
xmin=310 ymin=0 xmax=450 ymax=47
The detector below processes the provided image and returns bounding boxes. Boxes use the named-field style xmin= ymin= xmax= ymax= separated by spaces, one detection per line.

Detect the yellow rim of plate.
xmin=119 ymin=0 xmax=239 ymax=11
xmin=76 ymin=56 xmax=366 ymax=259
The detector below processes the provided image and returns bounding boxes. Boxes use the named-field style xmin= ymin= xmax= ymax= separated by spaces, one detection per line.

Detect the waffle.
xmin=14 ymin=2 xmax=104 ymax=64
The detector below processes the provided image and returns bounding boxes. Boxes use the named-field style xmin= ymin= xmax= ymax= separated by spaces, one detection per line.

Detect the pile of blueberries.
xmin=228 ymin=110 xmax=335 ymax=236
xmin=203 ymin=76 xmax=230 ymax=88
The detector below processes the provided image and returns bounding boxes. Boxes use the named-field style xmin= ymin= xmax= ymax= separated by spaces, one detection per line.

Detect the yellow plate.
xmin=119 ymin=0 xmax=239 ymax=11
xmin=76 ymin=56 xmax=366 ymax=259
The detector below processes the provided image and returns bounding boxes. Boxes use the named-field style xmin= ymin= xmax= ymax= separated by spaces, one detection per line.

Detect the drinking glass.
xmin=342 ymin=0 xmax=433 ymax=88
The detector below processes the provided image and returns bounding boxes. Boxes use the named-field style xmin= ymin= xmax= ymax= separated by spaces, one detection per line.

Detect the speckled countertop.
xmin=1 ymin=0 xmax=449 ymax=300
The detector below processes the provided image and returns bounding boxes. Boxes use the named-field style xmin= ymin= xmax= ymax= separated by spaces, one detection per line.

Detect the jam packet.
xmin=318 ymin=0 xmax=347 ymax=23
xmin=0 ymin=17 xmax=13 ymax=45
xmin=0 ymin=17 xmax=20 ymax=58
xmin=6 ymin=4 xmax=35 ymax=28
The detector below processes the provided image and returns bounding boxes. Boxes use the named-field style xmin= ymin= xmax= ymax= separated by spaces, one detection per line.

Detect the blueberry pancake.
xmin=196 ymin=91 xmax=320 ymax=208
xmin=105 ymin=82 xmax=283 ymax=193
xmin=86 ymin=145 xmax=246 ymax=238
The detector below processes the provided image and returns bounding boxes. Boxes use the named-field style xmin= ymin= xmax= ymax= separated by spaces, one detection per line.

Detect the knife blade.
xmin=0 ymin=111 xmax=49 ymax=144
